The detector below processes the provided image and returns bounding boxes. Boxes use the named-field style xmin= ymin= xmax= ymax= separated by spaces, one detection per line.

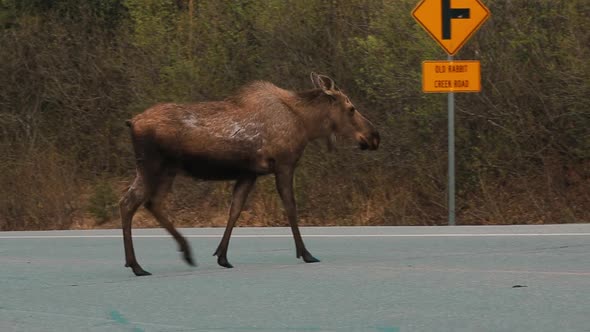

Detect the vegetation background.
xmin=0 ymin=0 xmax=588 ymax=231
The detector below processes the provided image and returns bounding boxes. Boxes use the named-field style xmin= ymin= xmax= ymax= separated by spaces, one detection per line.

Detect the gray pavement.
xmin=1 ymin=225 xmax=589 ymax=332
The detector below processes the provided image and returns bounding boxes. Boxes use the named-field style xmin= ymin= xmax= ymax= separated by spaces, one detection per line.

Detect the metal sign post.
xmin=412 ymin=0 xmax=490 ymax=225
xmin=447 ymin=54 xmax=455 ymax=226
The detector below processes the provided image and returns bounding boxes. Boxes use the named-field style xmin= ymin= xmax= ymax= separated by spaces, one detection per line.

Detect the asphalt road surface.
xmin=1 ymin=225 xmax=590 ymax=332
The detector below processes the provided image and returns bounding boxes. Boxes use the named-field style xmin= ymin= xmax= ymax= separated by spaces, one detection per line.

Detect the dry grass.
xmin=0 ymin=147 xmax=80 ymax=231
xmin=64 ymin=160 xmax=589 ymax=231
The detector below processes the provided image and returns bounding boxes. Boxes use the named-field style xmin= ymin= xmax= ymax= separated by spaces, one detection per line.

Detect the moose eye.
xmin=348 ymin=107 xmax=356 ymax=115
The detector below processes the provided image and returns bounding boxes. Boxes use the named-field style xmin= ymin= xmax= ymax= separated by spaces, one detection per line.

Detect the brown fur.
xmin=119 ymin=73 xmax=380 ymax=276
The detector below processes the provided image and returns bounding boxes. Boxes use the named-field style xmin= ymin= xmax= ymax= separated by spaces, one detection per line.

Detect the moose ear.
xmin=310 ymin=72 xmax=336 ymax=93
xmin=310 ymin=72 xmax=322 ymax=88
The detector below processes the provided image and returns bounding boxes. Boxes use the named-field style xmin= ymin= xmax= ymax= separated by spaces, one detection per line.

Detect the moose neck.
xmin=291 ymin=89 xmax=334 ymax=141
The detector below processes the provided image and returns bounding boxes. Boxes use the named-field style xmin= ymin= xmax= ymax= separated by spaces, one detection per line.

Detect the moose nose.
xmin=358 ymin=132 xmax=380 ymax=151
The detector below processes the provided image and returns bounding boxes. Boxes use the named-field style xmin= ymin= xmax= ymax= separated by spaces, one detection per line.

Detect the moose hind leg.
xmin=274 ymin=168 xmax=320 ymax=263
xmin=214 ymin=175 xmax=257 ymax=268
xmin=144 ymin=172 xmax=196 ymax=267
xmin=120 ymin=174 xmax=151 ymax=276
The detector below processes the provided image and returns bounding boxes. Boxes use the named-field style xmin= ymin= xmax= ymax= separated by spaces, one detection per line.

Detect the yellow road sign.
xmin=422 ymin=60 xmax=480 ymax=93
xmin=412 ymin=0 xmax=490 ymax=55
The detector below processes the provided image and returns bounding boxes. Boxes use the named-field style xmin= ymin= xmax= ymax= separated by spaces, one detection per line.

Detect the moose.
xmin=119 ymin=73 xmax=380 ymax=276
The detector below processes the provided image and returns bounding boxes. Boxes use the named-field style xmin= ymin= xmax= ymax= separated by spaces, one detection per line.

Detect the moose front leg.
xmin=275 ymin=168 xmax=320 ymax=263
xmin=214 ymin=175 xmax=257 ymax=268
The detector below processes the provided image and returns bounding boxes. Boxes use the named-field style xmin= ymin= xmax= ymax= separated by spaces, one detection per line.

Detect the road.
xmin=1 ymin=225 xmax=590 ymax=331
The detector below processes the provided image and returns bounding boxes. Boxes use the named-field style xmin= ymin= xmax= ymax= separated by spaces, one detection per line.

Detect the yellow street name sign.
xmin=422 ymin=60 xmax=480 ymax=93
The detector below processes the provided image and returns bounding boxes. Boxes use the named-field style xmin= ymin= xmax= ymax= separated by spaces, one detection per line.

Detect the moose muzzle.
xmin=358 ymin=131 xmax=380 ymax=150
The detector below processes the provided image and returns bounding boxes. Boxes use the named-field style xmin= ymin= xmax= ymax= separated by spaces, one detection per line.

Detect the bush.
xmin=87 ymin=180 xmax=118 ymax=224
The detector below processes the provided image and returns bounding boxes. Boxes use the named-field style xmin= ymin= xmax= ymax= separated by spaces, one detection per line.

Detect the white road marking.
xmin=1 ymin=233 xmax=590 ymax=239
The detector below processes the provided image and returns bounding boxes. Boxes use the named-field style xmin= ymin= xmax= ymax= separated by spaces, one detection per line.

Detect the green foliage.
xmin=87 ymin=180 xmax=118 ymax=223
xmin=125 ymin=0 xmax=176 ymax=49
xmin=0 ymin=0 xmax=588 ymax=229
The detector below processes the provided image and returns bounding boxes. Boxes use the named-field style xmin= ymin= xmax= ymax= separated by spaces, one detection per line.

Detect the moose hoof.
xmin=217 ymin=256 xmax=234 ymax=269
xmin=182 ymin=251 xmax=197 ymax=267
xmin=130 ymin=265 xmax=152 ymax=276
xmin=178 ymin=242 xmax=196 ymax=267
xmin=301 ymin=251 xmax=320 ymax=263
